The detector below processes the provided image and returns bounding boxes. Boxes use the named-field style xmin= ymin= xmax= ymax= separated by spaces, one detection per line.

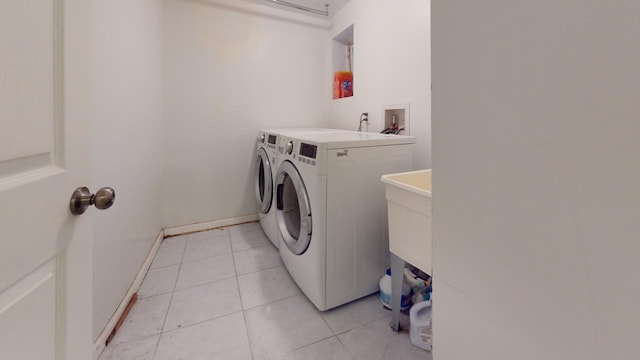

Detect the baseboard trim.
xmin=163 ymin=214 xmax=258 ymax=237
xmin=92 ymin=215 xmax=259 ymax=358
xmin=92 ymin=230 xmax=164 ymax=359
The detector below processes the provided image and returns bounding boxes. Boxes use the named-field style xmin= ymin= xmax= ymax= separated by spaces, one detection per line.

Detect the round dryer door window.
xmin=255 ymin=147 xmax=273 ymax=214
xmin=275 ymin=160 xmax=312 ymax=255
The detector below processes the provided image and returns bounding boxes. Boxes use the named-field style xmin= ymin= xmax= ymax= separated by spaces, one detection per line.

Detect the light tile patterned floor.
xmin=99 ymin=222 xmax=431 ymax=360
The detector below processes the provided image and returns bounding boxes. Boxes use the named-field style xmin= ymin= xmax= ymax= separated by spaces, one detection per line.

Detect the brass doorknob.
xmin=70 ymin=187 xmax=116 ymax=215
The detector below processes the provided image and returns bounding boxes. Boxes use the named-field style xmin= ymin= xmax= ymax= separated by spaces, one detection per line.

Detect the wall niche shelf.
xmin=332 ymin=24 xmax=354 ymax=99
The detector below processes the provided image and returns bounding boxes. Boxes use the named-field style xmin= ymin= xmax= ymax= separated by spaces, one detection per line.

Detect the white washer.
xmin=269 ymin=128 xmax=349 ymax=136
xmin=256 ymin=128 xmax=349 ymax=248
xmin=274 ymin=131 xmax=416 ymax=311
xmin=256 ymin=130 xmax=280 ymax=248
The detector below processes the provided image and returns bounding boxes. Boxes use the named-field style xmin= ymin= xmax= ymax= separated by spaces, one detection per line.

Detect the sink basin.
xmin=381 ymin=169 xmax=432 ymax=273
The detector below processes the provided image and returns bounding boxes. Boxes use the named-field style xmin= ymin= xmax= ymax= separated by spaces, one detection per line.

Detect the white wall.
xmin=161 ymin=0 xmax=330 ymax=228
xmin=432 ymin=1 xmax=640 ymax=359
xmin=330 ymin=0 xmax=431 ymax=169
xmin=91 ymin=0 xmax=164 ymax=340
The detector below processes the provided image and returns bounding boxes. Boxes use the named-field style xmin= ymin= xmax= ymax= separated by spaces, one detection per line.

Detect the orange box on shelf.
xmin=333 ymin=71 xmax=353 ymax=99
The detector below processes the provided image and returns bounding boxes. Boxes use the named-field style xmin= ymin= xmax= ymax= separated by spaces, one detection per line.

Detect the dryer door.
xmin=275 ymin=160 xmax=312 ymax=255
xmin=255 ymin=147 xmax=273 ymax=214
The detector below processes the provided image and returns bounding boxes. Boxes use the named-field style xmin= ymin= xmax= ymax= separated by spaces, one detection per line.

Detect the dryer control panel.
xmin=267 ymin=134 xmax=277 ymax=150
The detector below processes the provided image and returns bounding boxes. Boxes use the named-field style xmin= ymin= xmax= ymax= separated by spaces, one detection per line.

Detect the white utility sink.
xmin=381 ymin=169 xmax=432 ymax=274
xmin=382 ymin=169 xmax=432 ymax=331
xmin=381 ymin=169 xmax=433 ymax=331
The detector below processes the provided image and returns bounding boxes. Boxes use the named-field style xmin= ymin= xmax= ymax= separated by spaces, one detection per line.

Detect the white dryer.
xmin=256 ymin=130 xmax=280 ymax=248
xmin=274 ymin=131 xmax=416 ymax=311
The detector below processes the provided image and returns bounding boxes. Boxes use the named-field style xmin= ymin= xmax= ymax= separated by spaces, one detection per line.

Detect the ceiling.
xmin=242 ymin=0 xmax=351 ymax=19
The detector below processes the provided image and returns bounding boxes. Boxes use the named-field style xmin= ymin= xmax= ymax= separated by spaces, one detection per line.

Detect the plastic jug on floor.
xmin=379 ymin=268 xmax=411 ymax=310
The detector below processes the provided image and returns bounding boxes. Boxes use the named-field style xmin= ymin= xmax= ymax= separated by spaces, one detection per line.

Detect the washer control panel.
xmin=298 ymin=142 xmax=317 ymax=166
xmin=278 ymin=137 xmax=324 ymax=174
xmin=299 ymin=143 xmax=317 ymax=158
xmin=285 ymin=141 xmax=294 ymax=155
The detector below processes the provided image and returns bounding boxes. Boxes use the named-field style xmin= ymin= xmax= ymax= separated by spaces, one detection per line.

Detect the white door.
xmin=256 ymin=147 xmax=274 ymax=214
xmin=275 ymin=160 xmax=312 ymax=255
xmin=0 ymin=1 xmax=93 ymax=359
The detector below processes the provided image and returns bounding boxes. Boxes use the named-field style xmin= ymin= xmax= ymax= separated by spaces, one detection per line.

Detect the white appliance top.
xmin=264 ymin=128 xmax=350 ymax=136
xmin=287 ymin=131 xmax=416 ymax=149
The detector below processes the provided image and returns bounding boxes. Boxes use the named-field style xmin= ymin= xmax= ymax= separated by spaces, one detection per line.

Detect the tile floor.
xmin=99 ymin=222 xmax=430 ymax=360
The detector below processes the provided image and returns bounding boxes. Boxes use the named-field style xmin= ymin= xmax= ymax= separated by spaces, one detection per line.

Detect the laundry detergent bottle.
xmin=379 ymin=268 xmax=412 ymax=310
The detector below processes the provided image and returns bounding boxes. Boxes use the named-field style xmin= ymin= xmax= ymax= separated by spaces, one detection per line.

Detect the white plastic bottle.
xmin=379 ymin=268 xmax=412 ymax=310
xmin=410 ymin=300 xmax=432 ymax=351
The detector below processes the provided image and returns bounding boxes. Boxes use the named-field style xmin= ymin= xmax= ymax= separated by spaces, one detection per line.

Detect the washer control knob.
xmin=285 ymin=141 xmax=294 ymax=155
xmin=258 ymin=134 xmax=265 ymax=143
